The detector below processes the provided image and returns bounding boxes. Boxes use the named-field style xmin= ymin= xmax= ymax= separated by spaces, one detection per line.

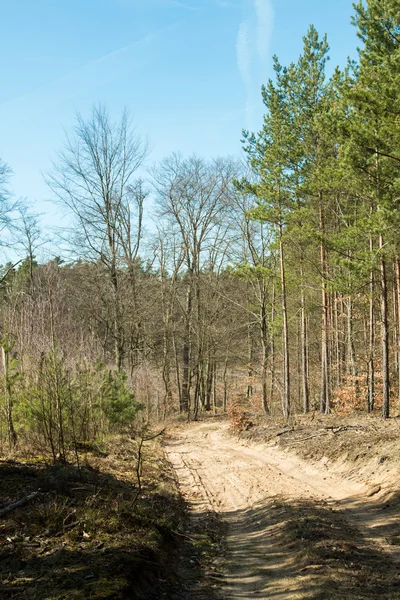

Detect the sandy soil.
xmin=165 ymin=420 xmax=400 ymax=599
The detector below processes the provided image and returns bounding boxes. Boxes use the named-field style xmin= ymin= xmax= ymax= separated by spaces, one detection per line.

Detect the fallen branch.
xmin=282 ymin=433 xmax=329 ymax=444
xmin=276 ymin=429 xmax=294 ymax=437
xmin=171 ymin=529 xmax=198 ymax=543
xmin=0 ymin=491 xmax=40 ymax=518
xmin=323 ymin=425 xmax=365 ymax=433
xmin=62 ymin=520 xmax=80 ymax=532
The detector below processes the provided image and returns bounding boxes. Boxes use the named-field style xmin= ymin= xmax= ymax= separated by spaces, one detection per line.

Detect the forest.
xmin=1 ymin=0 xmax=400 ymax=458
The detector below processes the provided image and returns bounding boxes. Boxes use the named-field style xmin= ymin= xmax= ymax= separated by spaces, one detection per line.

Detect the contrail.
xmin=236 ymin=20 xmax=252 ymax=86
xmin=0 ymin=16 xmax=195 ymax=113
xmin=236 ymin=0 xmax=274 ymax=129
xmin=254 ymin=0 xmax=274 ymax=66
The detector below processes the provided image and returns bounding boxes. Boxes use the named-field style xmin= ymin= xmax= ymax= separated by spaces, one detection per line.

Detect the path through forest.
xmin=165 ymin=421 xmax=400 ymax=599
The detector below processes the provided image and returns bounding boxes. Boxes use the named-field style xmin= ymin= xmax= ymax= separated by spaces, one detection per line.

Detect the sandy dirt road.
xmin=165 ymin=421 xmax=400 ymax=599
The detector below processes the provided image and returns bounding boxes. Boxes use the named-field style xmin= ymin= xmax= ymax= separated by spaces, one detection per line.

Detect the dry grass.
xmin=0 ymin=435 xmax=188 ymax=599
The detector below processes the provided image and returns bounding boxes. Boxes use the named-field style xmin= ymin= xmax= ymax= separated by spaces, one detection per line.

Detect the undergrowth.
xmin=0 ymin=435 xmax=189 ymax=599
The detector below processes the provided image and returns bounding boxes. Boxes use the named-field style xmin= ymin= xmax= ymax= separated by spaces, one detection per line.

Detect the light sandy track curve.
xmin=165 ymin=421 xmax=399 ymax=599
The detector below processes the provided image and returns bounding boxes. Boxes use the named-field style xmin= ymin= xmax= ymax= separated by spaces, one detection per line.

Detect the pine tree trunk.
xmin=301 ymin=265 xmax=309 ymax=413
xmin=380 ymin=237 xmax=390 ymax=419
xmin=269 ymin=282 xmax=276 ymax=411
xmin=334 ymin=292 xmax=341 ymax=388
xmin=261 ymin=300 xmax=269 ymax=415
xmin=368 ymin=239 xmax=375 ymax=412
xmin=279 ymin=224 xmax=290 ymax=419
xmin=396 ymin=259 xmax=400 ymax=407
xmin=320 ymin=200 xmax=330 ymax=414
xmin=392 ymin=263 xmax=397 ymax=377
xmin=346 ymin=297 xmax=356 ymax=376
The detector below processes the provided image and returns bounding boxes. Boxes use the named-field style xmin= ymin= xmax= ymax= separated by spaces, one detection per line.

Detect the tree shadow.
xmin=217 ymin=494 xmax=400 ymax=599
xmin=2 ymin=460 xmax=400 ymax=599
xmin=0 ymin=460 xmax=205 ymax=599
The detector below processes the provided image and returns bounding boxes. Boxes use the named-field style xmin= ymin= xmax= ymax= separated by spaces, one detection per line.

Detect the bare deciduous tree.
xmin=46 ymin=105 xmax=149 ymax=369
xmin=153 ymin=154 xmax=238 ymax=415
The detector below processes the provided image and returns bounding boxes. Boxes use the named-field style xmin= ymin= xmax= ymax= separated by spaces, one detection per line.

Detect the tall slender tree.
xmin=240 ymin=58 xmax=295 ymax=419
xmin=47 ymin=105 xmax=149 ymax=369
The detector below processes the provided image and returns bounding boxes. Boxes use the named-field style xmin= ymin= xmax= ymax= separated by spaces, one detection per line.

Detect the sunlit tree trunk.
xmin=300 ymin=264 xmax=309 ymax=413
xmin=380 ymin=235 xmax=390 ymax=419
xmin=279 ymin=222 xmax=290 ymax=419
xmin=320 ymin=198 xmax=330 ymax=414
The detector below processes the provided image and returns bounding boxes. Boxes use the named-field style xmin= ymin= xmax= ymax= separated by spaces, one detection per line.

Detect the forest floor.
xmin=0 ymin=435 xmax=220 ymax=600
xmin=164 ymin=414 xmax=400 ymax=599
xmin=2 ymin=414 xmax=400 ymax=599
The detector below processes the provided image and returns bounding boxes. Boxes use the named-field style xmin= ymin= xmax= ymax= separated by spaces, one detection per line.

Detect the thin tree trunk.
xmin=381 ymin=237 xmax=390 ymax=419
xmin=223 ymin=348 xmax=228 ymax=413
xmin=334 ymin=292 xmax=341 ymax=388
xmin=261 ymin=336 xmax=269 ymax=416
xmin=269 ymin=281 xmax=276 ymax=411
xmin=301 ymin=265 xmax=309 ymax=413
xmin=392 ymin=262 xmax=397 ymax=376
xmin=213 ymin=360 xmax=217 ymax=414
xmin=111 ymin=265 xmax=123 ymax=370
xmin=279 ymin=224 xmax=290 ymax=419
xmin=368 ymin=238 xmax=375 ymax=412
xmin=346 ymin=297 xmax=356 ymax=377
xmin=396 ymin=259 xmax=400 ymax=407
xmin=181 ymin=282 xmax=192 ymax=414
xmin=2 ymin=344 xmax=17 ymax=450
xmin=172 ymin=332 xmax=182 ymax=411
xmin=247 ymin=323 xmax=253 ymax=398
xmin=205 ymin=354 xmax=213 ymax=412
xmin=193 ymin=364 xmax=200 ymax=421
xmin=162 ymin=328 xmax=173 ymax=417
xmin=320 ymin=199 xmax=330 ymax=414
xmin=49 ymin=293 xmax=65 ymax=461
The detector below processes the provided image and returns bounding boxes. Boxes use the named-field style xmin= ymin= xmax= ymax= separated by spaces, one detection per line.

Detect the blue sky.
xmin=1 ymin=0 xmax=358 ymax=231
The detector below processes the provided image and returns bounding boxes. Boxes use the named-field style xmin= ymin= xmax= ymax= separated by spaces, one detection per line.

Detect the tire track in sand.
xmin=165 ymin=421 xmax=399 ymax=599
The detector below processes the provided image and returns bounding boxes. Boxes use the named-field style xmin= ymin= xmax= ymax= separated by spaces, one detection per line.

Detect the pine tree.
xmin=344 ymin=0 xmax=400 ymax=418
xmin=288 ymin=27 xmax=335 ymax=414
xmin=240 ymin=57 xmax=295 ymax=419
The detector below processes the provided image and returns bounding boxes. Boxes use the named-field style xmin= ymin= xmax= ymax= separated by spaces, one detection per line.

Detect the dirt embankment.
xmin=241 ymin=413 xmax=400 ymax=505
xmin=165 ymin=419 xmax=400 ymax=599
xmin=0 ymin=436 xmax=215 ymax=600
